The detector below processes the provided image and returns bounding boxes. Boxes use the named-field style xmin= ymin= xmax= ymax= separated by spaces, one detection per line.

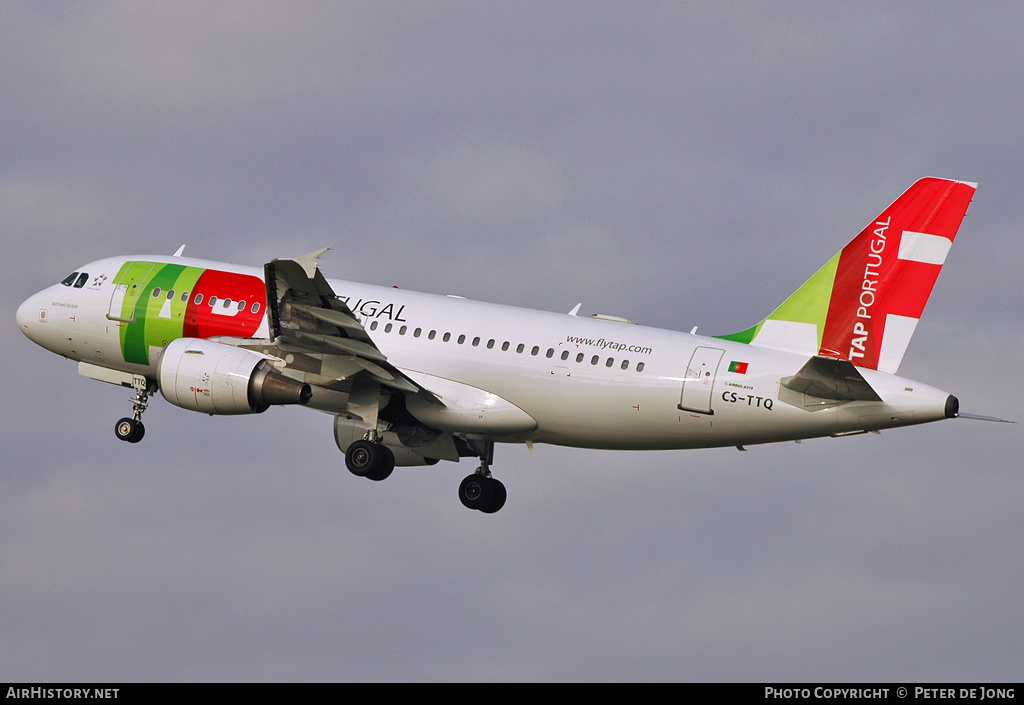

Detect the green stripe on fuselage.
xmin=116 ymin=262 xmax=204 ymax=366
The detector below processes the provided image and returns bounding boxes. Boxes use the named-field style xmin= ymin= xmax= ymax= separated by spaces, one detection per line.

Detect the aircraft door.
xmin=106 ymin=263 xmax=154 ymax=323
xmin=678 ymin=346 xmax=724 ymax=415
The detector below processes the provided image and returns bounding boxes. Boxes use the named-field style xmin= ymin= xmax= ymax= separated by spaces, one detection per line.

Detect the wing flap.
xmin=264 ymin=252 xmax=426 ymax=398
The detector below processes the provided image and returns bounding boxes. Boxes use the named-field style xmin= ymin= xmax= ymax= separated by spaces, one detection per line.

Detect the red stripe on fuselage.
xmin=183 ymin=269 xmax=266 ymax=339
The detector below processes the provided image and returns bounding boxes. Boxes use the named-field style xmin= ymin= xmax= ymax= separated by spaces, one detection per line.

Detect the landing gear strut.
xmin=459 ymin=441 xmax=506 ymax=514
xmin=345 ymin=430 xmax=395 ymax=481
xmin=115 ymin=376 xmax=154 ymax=444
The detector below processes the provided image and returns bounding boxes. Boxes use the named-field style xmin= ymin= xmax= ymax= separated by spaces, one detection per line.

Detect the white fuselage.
xmin=17 ymin=254 xmax=955 ymax=451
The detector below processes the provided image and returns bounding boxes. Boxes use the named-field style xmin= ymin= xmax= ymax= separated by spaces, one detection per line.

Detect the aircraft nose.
xmin=16 ymin=293 xmax=41 ymax=342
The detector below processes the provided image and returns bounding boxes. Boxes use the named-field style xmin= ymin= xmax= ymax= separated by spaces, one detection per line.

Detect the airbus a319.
xmin=16 ymin=178 xmax=991 ymax=513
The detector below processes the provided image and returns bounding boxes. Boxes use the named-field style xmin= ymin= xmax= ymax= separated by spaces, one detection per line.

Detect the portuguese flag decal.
xmin=729 ymin=361 xmax=749 ymax=374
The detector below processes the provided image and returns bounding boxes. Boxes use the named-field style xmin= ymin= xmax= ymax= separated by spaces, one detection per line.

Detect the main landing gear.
xmin=459 ymin=440 xmax=506 ymax=514
xmin=115 ymin=376 xmax=154 ymax=444
xmin=345 ymin=430 xmax=395 ymax=482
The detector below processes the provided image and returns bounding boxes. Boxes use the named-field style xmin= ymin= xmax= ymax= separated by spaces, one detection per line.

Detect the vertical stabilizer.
xmin=717 ymin=177 xmax=976 ymax=373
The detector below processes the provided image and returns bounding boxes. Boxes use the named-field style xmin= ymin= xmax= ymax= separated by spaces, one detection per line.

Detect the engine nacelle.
xmin=158 ymin=338 xmax=311 ymax=415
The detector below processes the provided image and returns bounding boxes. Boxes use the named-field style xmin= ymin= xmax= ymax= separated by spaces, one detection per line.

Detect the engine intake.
xmin=158 ymin=338 xmax=311 ymax=415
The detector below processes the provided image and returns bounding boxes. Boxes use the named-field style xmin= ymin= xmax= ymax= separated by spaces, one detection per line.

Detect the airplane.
xmin=16 ymin=177 xmax=993 ymax=513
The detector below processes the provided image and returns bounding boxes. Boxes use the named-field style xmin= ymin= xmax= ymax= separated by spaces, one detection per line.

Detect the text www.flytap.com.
xmin=564 ymin=335 xmax=652 ymax=355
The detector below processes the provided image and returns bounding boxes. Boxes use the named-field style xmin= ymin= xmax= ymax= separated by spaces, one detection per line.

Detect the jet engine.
xmin=158 ymin=338 xmax=311 ymax=415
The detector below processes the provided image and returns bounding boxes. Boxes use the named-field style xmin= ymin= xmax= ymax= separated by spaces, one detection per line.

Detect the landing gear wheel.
xmin=115 ymin=417 xmax=145 ymax=444
xmin=459 ymin=474 xmax=495 ymax=511
xmin=346 ymin=439 xmax=394 ymax=481
xmin=365 ymin=446 xmax=395 ymax=482
xmin=479 ymin=478 xmax=506 ymax=514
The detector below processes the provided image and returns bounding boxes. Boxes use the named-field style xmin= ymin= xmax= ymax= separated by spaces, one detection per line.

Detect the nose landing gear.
xmin=115 ymin=376 xmax=154 ymax=444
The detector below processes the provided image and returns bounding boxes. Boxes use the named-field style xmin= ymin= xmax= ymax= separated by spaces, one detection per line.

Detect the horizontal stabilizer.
xmin=782 ymin=356 xmax=882 ymax=402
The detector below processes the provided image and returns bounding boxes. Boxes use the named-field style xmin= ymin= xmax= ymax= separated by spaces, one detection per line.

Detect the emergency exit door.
xmin=678 ymin=346 xmax=724 ymax=415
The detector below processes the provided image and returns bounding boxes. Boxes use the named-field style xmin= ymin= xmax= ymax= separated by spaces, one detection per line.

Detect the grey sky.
xmin=2 ymin=2 xmax=1021 ymax=682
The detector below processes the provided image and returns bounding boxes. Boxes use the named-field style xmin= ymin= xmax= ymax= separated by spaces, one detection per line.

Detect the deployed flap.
xmin=264 ymin=254 xmax=427 ymax=397
xmin=782 ymin=356 xmax=882 ymax=402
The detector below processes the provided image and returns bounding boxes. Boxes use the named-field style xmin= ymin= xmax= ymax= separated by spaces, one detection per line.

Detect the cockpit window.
xmin=61 ymin=272 xmax=79 ymax=287
xmin=73 ymin=273 xmax=89 ymax=288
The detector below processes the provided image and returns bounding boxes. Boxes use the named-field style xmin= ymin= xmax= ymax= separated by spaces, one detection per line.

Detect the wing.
xmin=263 ymin=249 xmax=425 ymax=397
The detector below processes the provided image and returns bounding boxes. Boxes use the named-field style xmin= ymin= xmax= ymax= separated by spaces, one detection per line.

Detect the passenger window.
xmin=621 ymin=360 xmax=629 ymax=370
xmin=428 ymin=330 xmax=436 ymax=340
xmin=414 ymin=328 xmax=422 ymax=337
xmin=576 ymin=353 xmax=584 ymax=363
xmin=487 ymin=339 xmax=495 ymax=349
xmin=252 ymin=302 xmax=260 ymax=314
xmin=591 ymin=355 xmax=599 ymax=365
xmin=385 ymin=323 xmax=393 ymax=333
xmin=181 ymin=291 xmax=190 ymax=302
xmin=516 ymin=343 xmax=525 ymax=353
xmin=636 ymin=362 xmax=645 ymax=372
xmin=605 ymin=357 xmax=614 ymax=367
xmin=457 ymin=334 xmax=466 ymax=345
xmin=546 ymin=348 xmax=554 ymax=358
xmin=61 ymin=272 xmax=79 ymax=287
xmin=237 ymin=301 xmax=246 ymax=311
xmin=152 ymin=287 xmax=162 ymax=298
xmin=561 ymin=351 xmax=569 ymax=361
xmin=167 ymin=290 xmax=175 ymax=300
xmin=74 ymin=273 xmax=89 ymax=288
xmin=209 ymin=296 xmax=218 ymax=307
xmin=472 ymin=337 xmax=480 ymax=347
xmin=370 ymin=320 xmax=378 ymax=331
xmin=195 ymin=293 xmax=203 ymax=305
xmin=223 ymin=298 xmax=232 ymax=308
xmin=531 ymin=346 xmax=540 ymax=356
xmin=501 ymin=341 xmax=510 ymax=351
xmin=399 ymin=325 xmax=407 ymax=335
xmin=443 ymin=332 xmax=451 ymax=342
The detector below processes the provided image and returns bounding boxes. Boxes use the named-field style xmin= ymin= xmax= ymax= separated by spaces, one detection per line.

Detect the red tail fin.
xmin=820 ymin=178 xmax=976 ymax=372
xmin=718 ymin=178 xmax=977 ymax=373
